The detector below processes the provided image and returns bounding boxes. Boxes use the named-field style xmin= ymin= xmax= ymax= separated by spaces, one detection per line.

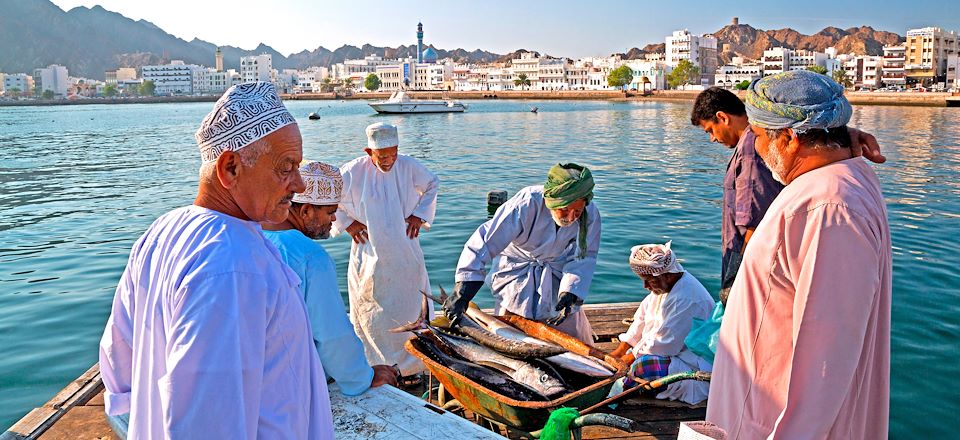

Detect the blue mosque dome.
xmin=422 ymin=47 xmax=438 ymax=63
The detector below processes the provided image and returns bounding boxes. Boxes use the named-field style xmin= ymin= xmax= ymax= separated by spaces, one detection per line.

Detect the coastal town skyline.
xmin=50 ymin=0 xmax=960 ymax=58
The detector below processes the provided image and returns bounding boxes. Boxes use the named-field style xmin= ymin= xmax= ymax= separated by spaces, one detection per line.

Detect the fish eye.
xmin=540 ymin=375 xmax=548 ymax=383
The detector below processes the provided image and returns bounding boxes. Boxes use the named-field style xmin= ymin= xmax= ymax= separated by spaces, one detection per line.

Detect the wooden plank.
xmin=36 ymin=406 xmax=117 ymax=440
xmin=84 ymin=391 xmax=105 ymax=407
xmin=3 ymin=407 xmax=58 ymax=439
xmin=328 ymin=383 xmax=503 ymax=439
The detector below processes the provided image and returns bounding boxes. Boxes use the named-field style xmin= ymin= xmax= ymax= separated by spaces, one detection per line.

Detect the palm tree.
xmin=514 ymin=73 xmax=532 ymax=90
xmin=320 ymin=77 xmax=333 ymax=93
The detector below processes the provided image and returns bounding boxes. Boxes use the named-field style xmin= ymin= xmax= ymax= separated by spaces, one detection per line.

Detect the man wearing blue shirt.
xmin=263 ymin=161 xmax=399 ymax=395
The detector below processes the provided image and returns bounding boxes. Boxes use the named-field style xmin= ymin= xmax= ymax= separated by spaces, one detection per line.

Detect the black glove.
xmin=546 ymin=291 xmax=582 ymax=326
xmin=444 ymin=281 xmax=483 ymax=325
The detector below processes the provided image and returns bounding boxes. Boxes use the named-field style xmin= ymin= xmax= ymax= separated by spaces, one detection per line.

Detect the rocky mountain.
xmin=711 ymin=23 xmax=903 ymax=64
xmin=1 ymin=0 xmax=502 ymax=80
xmin=616 ymin=43 xmax=666 ymax=60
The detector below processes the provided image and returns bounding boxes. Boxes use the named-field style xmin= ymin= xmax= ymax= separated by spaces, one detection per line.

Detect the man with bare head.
xmin=99 ymin=82 xmax=334 ymax=439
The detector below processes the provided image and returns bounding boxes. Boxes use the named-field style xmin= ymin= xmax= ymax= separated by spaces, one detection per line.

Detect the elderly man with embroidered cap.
xmin=609 ymin=242 xmax=714 ymax=404
xmin=262 ymin=161 xmax=400 ymax=395
xmin=447 ymin=163 xmax=601 ymax=344
xmin=333 ymin=122 xmax=439 ymax=377
xmin=706 ymin=70 xmax=892 ymax=439
xmin=98 ymin=82 xmax=334 ymax=439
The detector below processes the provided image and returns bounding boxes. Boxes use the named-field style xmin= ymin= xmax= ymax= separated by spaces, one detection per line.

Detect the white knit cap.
xmin=629 ymin=241 xmax=684 ymax=277
xmin=365 ymin=122 xmax=399 ymax=150
xmin=292 ymin=161 xmax=342 ymax=205
xmin=194 ymin=82 xmax=296 ymax=162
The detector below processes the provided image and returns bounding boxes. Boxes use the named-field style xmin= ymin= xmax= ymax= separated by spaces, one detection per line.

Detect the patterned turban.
xmin=195 ymin=82 xmax=296 ymax=162
xmin=744 ymin=70 xmax=852 ymax=134
xmin=629 ymin=241 xmax=684 ymax=277
xmin=543 ymin=163 xmax=594 ymax=209
xmin=366 ymin=122 xmax=399 ymax=150
xmin=292 ymin=161 xmax=342 ymax=206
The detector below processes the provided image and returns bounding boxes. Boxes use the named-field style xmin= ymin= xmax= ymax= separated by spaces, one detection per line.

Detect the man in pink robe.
xmin=706 ymin=70 xmax=892 ymax=439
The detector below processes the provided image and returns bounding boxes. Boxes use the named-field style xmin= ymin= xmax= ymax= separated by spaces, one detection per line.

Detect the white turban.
xmin=365 ymin=122 xmax=399 ymax=150
xmin=292 ymin=161 xmax=342 ymax=205
xmin=195 ymin=82 xmax=296 ymax=162
xmin=629 ymin=241 xmax=684 ymax=277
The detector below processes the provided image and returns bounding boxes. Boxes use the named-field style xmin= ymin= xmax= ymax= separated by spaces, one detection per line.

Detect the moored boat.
xmin=369 ymin=90 xmax=466 ymax=114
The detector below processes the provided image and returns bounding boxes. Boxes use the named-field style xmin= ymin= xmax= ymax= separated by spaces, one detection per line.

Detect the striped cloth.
xmin=625 ymin=354 xmax=671 ymax=387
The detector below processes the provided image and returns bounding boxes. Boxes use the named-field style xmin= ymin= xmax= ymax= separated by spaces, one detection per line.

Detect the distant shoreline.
xmin=3 ymin=90 xmax=958 ymax=108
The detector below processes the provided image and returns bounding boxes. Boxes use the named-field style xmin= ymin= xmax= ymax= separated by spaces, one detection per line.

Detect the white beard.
xmin=760 ymin=139 xmax=789 ymax=185
xmin=551 ymin=210 xmax=575 ymax=228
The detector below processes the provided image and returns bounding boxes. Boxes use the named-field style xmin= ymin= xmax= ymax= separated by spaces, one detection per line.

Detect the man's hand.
xmin=849 ymin=128 xmax=887 ymax=164
xmin=443 ymin=281 xmax=484 ymax=325
xmin=546 ymin=291 xmax=581 ymax=326
xmin=405 ymin=215 xmax=424 ymax=239
xmin=346 ymin=221 xmax=368 ymax=244
xmin=370 ymin=364 xmax=400 ymax=388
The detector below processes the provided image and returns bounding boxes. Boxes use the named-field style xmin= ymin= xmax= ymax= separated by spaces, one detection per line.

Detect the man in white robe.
xmin=610 ymin=242 xmax=715 ymax=404
xmin=98 ymin=83 xmax=334 ymax=439
xmin=333 ymin=122 xmax=439 ymax=376
xmin=447 ymin=163 xmax=601 ymax=344
xmin=263 ymin=161 xmax=400 ymax=395
xmin=706 ymin=70 xmax=892 ymax=439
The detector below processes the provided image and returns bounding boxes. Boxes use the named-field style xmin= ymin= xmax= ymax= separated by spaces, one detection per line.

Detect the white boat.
xmin=369 ymin=90 xmax=466 ymax=114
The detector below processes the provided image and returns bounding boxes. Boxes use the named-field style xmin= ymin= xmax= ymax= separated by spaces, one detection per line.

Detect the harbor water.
xmin=1 ymin=99 xmax=957 ymax=437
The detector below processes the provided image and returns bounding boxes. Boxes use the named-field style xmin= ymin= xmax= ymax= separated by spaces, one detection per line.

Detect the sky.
xmin=50 ymin=0 xmax=960 ymax=58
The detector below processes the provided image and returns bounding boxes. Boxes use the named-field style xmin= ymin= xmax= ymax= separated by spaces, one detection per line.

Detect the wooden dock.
xmin=2 ymin=303 xmax=705 ymax=439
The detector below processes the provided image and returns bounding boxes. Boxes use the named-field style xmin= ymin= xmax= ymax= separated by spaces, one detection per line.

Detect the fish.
xmin=394 ymin=291 xmax=567 ymax=359
xmin=438 ymin=286 xmax=616 ymax=378
xmin=411 ymin=332 xmax=546 ymax=402
xmin=430 ymin=327 xmax=569 ymax=398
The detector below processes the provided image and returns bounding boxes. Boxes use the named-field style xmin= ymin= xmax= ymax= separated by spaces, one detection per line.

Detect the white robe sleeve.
xmin=99 ymin=267 xmax=135 ymax=415
xmin=558 ymin=204 xmax=601 ymax=298
xmin=161 ymin=272 xmax=268 ymax=439
xmin=641 ymin=294 xmax=699 ymax=357
xmin=408 ymin=158 xmax=439 ymax=225
xmin=768 ymin=207 xmax=882 ymax=439
xmin=618 ymin=295 xmax=651 ymax=347
xmin=303 ymin=254 xmax=374 ymax=396
xmin=332 ymin=162 xmax=358 ymax=235
xmin=455 ymin=197 xmax=529 ymax=283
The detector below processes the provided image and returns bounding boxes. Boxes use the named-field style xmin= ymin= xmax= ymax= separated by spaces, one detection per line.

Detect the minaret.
xmin=417 ymin=22 xmax=423 ymax=64
xmin=215 ymin=47 xmax=223 ymax=72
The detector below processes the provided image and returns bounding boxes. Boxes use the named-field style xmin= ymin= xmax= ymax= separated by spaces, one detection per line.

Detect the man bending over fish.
xmin=446 ymin=163 xmax=600 ymax=344
xmin=610 ymin=242 xmax=715 ymax=404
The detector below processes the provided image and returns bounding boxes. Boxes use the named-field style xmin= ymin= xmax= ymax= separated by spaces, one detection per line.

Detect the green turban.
xmin=543 ymin=163 xmax=594 ymax=259
xmin=543 ymin=163 xmax=594 ymax=209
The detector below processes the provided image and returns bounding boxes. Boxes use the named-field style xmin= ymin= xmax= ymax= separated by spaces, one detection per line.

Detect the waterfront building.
xmin=947 ymin=54 xmax=959 ymax=90
xmin=332 ymin=55 xmax=395 ymax=81
xmin=33 ymin=64 xmax=69 ymax=97
xmin=665 ymin=29 xmax=718 ymax=85
xmin=841 ymin=55 xmax=864 ymax=88
xmin=1 ymin=73 xmax=32 ymax=95
xmin=105 ymin=68 xmax=137 ymax=85
xmin=787 ymin=49 xmax=829 ymax=71
xmin=904 ymin=27 xmax=958 ymax=86
xmin=240 ymin=53 xmax=273 ymax=83
xmin=537 ymin=58 xmax=567 ymax=90
xmin=566 ymin=64 xmax=589 ymax=90
xmin=452 ymin=65 xmax=471 ymax=91
xmin=624 ymin=59 xmax=671 ymax=91
xmin=192 ymin=68 xmax=239 ymax=95
xmin=375 ymin=64 xmax=407 ymax=91
xmin=511 ymin=52 xmax=541 ymax=89
xmin=485 ymin=68 xmax=514 ymax=91
xmin=142 ymin=60 xmax=200 ymax=95
xmin=762 ymin=47 xmax=791 ymax=76
xmin=882 ymin=45 xmax=907 ymax=87
xmin=861 ymin=56 xmax=883 ymax=90
xmin=715 ymin=57 xmax=762 ymax=88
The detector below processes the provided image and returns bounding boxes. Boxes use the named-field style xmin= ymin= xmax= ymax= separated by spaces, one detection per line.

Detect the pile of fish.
xmin=394 ymin=289 xmax=615 ymax=402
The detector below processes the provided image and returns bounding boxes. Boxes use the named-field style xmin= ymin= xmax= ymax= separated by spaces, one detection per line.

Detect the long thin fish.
xmin=430 ymin=327 xmax=568 ymax=398
xmin=437 ymin=286 xmax=616 ymax=377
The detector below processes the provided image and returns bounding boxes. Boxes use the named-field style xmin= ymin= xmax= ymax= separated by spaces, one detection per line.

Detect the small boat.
xmin=307 ymin=112 xmax=321 ymax=120
xmin=530 ymin=106 xmax=539 ymax=113
xmin=369 ymin=90 xmax=466 ymax=114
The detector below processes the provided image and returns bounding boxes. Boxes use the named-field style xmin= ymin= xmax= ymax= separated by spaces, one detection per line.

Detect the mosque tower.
xmin=215 ymin=47 xmax=223 ymax=72
xmin=417 ymin=22 xmax=423 ymax=64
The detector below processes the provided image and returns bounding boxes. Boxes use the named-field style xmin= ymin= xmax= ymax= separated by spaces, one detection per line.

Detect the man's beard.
xmin=550 ymin=210 xmax=575 ymax=228
xmin=304 ymin=224 xmax=332 ymax=240
xmin=762 ymin=141 xmax=789 ymax=185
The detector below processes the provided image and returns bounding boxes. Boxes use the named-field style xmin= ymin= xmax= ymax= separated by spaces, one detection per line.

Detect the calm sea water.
xmin=1 ymin=99 xmax=957 ymax=437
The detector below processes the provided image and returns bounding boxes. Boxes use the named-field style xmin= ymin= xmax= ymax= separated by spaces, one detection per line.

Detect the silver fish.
xmin=436 ymin=286 xmax=616 ymax=378
xmin=430 ymin=328 xmax=569 ymax=398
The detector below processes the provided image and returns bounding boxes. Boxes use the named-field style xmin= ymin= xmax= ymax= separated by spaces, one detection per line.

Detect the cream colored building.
xmin=881 ymin=45 xmax=906 ymax=87
xmin=904 ymin=27 xmax=958 ymax=85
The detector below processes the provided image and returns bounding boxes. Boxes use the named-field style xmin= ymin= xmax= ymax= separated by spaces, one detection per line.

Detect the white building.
xmin=193 ymin=68 xmax=239 ymax=95
xmin=537 ymin=59 xmax=567 ymax=90
xmin=947 ymin=54 xmax=959 ymax=90
xmin=665 ymin=29 xmax=718 ymax=85
xmin=33 ymin=64 xmax=69 ymax=97
xmin=486 ymin=68 xmax=514 ymax=91
xmin=142 ymin=60 xmax=200 ymax=95
xmin=762 ymin=47 xmax=791 ymax=76
xmin=788 ymin=49 xmax=829 ymax=71
xmin=511 ymin=52 xmax=541 ymax=89
xmin=2 ymin=73 xmax=32 ymax=95
xmin=332 ymin=55 xmax=396 ymax=81
xmin=861 ymin=56 xmax=883 ymax=89
xmin=715 ymin=57 xmax=762 ymax=88
xmin=881 ymin=45 xmax=906 ymax=87
xmin=240 ymin=54 xmax=273 ymax=83
xmin=624 ymin=59 xmax=671 ymax=91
